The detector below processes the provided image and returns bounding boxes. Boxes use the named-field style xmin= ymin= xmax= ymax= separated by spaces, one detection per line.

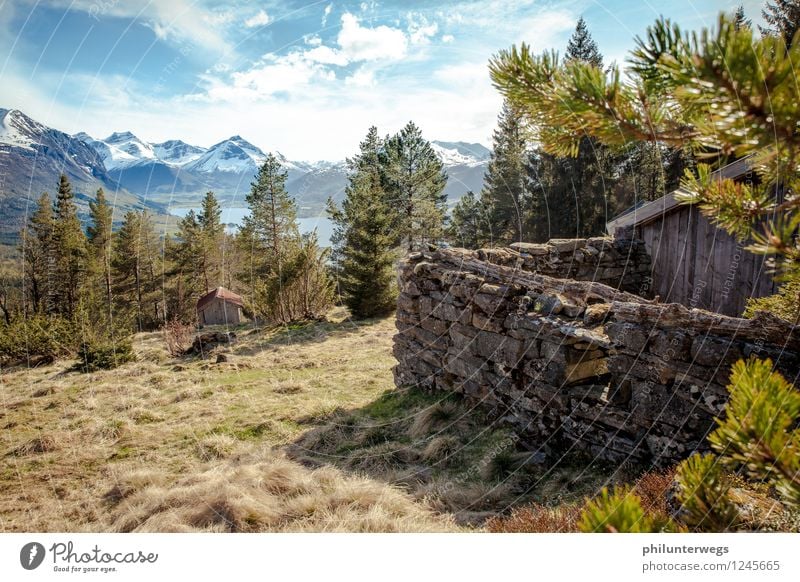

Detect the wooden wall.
xmin=635 ymin=205 xmax=777 ymax=317
xmin=199 ymin=299 xmax=242 ymax=325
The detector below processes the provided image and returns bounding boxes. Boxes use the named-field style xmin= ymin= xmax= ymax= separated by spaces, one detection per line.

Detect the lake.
xmin=170 ymin=207 xmax=334 ymax=248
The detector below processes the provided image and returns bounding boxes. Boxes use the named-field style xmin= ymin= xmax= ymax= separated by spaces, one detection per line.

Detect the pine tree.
xmin=382 ymin=121 xmax=448 ymax=251
xmin=565 ymin=17 xmax=603 ymax=67
xmin=241 ymin=153 xmax=299 ymax=271
xmin=20 ymin=192 xmax=55 ymax=314
xmin=229 ymin=154 xmax=337 ymax=324
xmin=329 ymin=126 xmax=398 ymax=318
xmin=481 ymin=101 xmax=529 ymax=244
xmin=733 ymin=5 xmax=751 ymax=30
xmin=112 ymin=210 xmax=162 ymax=331
xmin=447 ymin=191 xmax=492 ymax=249
xmin=87 ymin=188 xmax=114 ymax=312
xmin=197 ymin=191 xmax=224 ymax=291
xmin=490 ymin=12 xmax=800 ymax=311
xmin=760 ymin=0 xmax=800 ymax=46
xmin=51 ymin=174 xmax=88 ymax=317
xmin=522 ymin=19 xmax=611 ymax=240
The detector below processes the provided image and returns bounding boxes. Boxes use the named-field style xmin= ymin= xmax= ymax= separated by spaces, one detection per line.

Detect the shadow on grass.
xmin=283 ymin=384 xmax=643 ymax=526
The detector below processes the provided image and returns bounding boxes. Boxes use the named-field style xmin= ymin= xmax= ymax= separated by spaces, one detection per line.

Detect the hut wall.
xmin=200 ymin=299 xmax=242 ymax=325
xmin=635 ymin=206 xmax=777 ymax=317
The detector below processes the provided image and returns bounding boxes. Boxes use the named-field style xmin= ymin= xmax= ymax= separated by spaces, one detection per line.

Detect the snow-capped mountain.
xmin=152 ymin=139 xmax=206 ymax=166
xmin=432 ymin=141 xmax=491 ymax=166
xmin=185 ymin=135 xmax=266 ymax=174
xmin=104 ymin=131 xmax=157 ymax=164
xmin=0 ymin=109 xmax=166 ymax=241
xmin=0 ymin=107 xmax=491 ymax=236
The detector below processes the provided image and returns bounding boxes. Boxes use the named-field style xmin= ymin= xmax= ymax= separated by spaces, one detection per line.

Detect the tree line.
xmin=0 ymin=121 xmax=449 ymax=366
xmin=448 ymin=16 xmax=695 ymax=249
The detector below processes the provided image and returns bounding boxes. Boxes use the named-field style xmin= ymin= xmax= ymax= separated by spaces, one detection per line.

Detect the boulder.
xmin=188 ymin=331 xmax=236 ymax=356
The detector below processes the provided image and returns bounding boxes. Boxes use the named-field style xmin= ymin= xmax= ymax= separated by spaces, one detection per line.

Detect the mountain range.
xmin=0 ymin=107 xmax=490 ymax=241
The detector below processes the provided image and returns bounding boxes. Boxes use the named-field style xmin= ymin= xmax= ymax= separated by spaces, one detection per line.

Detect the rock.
xmin=215 ymin=353 xmax=228 ymax=363
xmin=188 ymin=331 xmax=236 ymax=356
xmin=534 ymin=293 xmax=564 ymax=315
xmin=583 ymin=303 xmax=610 ymax=325
xmin=565 ymin=357 xmax=608 ymax=384
xmin=509 ymin=242 xmax=553 ymax=255
xmin=690 ymin=337 xmax=743 ymax=367
xmin=471 ymin=311 xmax=504 ymax=333
xmin=392 ymin=241 xmax=799 ymax=468
xmin=548 ymin=238 xmax=587 ymax=252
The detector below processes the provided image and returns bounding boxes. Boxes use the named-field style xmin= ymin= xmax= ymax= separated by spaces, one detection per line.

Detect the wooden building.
xmin=606 ymin=158 xmax=777 ymax=317
xmin=196 ymin=287 xmax=244 ymax=326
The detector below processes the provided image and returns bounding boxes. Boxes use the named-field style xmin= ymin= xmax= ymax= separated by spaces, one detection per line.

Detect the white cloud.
xmin=244 ymin=10 xmax=270 ymax=28
xmin=304 ymin=45 xmax=349 ymax=66
xmin=408 ymin=14 xmax=439 ymax=45
xmin=227 ymin=53 xmax=335 ymax=98
xmin=322 ymin=3 xmax=333 ymax=26
xmin=442 ymin=34 xmax=455 ymax=43
xmin=345 ymin=68 xmax=375 ymax=87
xmin=305 ymin=34 xmax=322 ymax=46
xmin=337 ymin=13 xmax=407 ymax=62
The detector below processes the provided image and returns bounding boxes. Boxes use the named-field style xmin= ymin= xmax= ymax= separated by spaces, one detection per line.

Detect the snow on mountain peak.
xmin=152 ymin=139 xmax=206 ymax=166
xmin=185 ymin=135 xmax=267 ymax=174
xmin=0 ymin=108 xmax=48 ymax=150
xmin=431 ymin=141 xmax=491 ymax=167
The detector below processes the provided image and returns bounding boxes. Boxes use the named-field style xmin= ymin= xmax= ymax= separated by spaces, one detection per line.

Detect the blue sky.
xmin=0 ymin=0 xmax=764 ymax=160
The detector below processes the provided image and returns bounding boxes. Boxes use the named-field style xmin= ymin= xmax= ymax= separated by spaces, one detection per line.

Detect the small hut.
xmin=196 ymin=287 xmax=244 ymax=326
xmin=606 ymin=157 xmax=777 ymax=317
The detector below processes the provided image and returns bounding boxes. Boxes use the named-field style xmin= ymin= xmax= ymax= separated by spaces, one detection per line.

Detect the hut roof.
xmin=196 ymin=287 xmax=244 ymax=311
xmin=606 ymin=155 xmax=754 ymax=235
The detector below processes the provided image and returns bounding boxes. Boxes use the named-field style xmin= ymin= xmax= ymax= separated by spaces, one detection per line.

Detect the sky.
xmin=0 ymin=0 xmax=766 ymax=161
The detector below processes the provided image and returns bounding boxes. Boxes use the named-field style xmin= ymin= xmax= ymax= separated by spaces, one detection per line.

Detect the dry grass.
xmin=0 ymin=306 xmax=666 ymax=532
xmin=0 ymin=308 xmax=459 ymax=532
xmin=105 ymin=449 xmax=455 ymax=532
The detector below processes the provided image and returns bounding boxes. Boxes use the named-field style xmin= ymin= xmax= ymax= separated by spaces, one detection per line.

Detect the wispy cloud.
xmin=244 ymin=10 xmax=270 ymax=29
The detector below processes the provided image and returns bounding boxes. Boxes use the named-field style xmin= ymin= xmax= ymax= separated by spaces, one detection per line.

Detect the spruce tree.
xmin=241 ymin=153 xmax=299 ymax=272
xmin=112 ymin=210 xmax=162 ymax=331
xmin=197 ymin=191 xmax=225 ymax=291
xmin=329 ymin=126 xmax=397 ymax=318
xmin=52 ymin=174 xmax=88 ymax=317
xmin=448 ymin=191 xmax=491 ymax=249
xmin=87 ymin=188 xmax=114 ymax=311
xmin=230 ymin=154 xmax=336 ymax=324
xmin=760 ymin=0 xmax=800 ymax=46
xmin=20 ymin=192 xmax=55 ymax=313
xmin=524 ymin=19 xmax=611 ymax=240
xmin=382 ymin=121 xmax=448 ymax=251
xmin=733 ymin=5 xmax=751 ymax=30
xmin=481 ymin=101 xmax=529 ymax=244
xmin=565 ymin=17 xmax=603 ymax=67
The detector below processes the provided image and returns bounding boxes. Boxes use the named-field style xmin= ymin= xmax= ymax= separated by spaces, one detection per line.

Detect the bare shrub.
xmin=634 ymin=468 xmax=676 ymax=518
xmin=162 ymin=318 xmax=195 ymax=357
xmin=485 ymin=504 xmax=582 ymax=532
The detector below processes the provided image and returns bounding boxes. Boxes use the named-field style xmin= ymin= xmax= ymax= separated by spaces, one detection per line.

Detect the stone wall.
xmin=479 ymin=237 xmax=652 ymax=296
xmin=392 ymin=241 xmax=799 ymax=466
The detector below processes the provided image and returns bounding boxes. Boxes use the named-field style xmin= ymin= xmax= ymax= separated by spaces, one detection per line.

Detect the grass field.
xmin=0 ymin=308 xmax=660 ymax=532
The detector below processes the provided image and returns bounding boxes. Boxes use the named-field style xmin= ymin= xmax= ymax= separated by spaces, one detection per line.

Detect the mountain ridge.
xmin=0 ymin=108 xmax=490 ymax=236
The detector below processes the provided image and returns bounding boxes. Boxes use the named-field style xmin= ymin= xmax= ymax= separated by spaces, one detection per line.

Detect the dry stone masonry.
xmin=393 ymin=238 xmax=800 ymax=465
